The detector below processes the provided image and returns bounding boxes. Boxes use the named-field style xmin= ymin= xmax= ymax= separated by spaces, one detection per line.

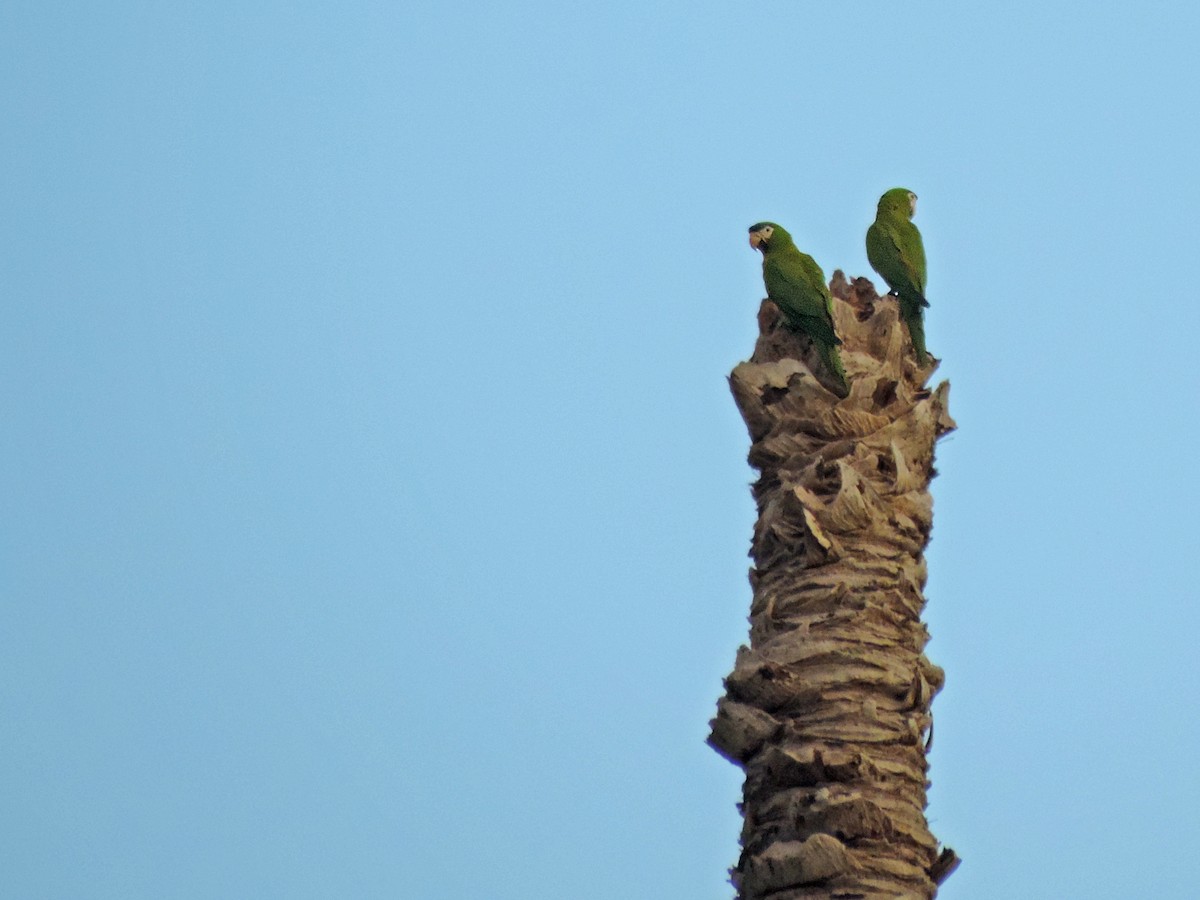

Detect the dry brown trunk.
xmin=708 ymin=273 xmax=958 ymax=899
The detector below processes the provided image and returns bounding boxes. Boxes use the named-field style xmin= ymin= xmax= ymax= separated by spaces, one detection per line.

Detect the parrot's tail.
xmin=903 ymin=312 xmax=929 ymax=366
xmin=819 ymin=343 xmax=851 ymax=398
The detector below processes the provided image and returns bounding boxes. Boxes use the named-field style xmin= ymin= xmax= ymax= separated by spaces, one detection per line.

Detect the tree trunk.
xmin=709 ymin=272 xmax=958 ymax=899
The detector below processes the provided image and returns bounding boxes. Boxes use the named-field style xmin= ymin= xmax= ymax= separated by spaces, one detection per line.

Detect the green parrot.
xmin=866 ymin=187 xmax=930 ymax=364
xmin=748 ymin=222 xmax=849 ymax=396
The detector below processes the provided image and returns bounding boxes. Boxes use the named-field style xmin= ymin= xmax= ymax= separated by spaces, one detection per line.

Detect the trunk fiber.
xmin=709 ymin=273 xmax=958 ymax=899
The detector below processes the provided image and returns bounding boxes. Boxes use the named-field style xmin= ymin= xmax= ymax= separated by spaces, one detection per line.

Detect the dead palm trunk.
xmin=708 ymin=272 xmax=958 ymax=899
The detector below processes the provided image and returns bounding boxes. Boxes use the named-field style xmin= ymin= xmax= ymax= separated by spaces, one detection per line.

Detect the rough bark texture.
xmin=709 ymin=272 xmax=958 ymax=899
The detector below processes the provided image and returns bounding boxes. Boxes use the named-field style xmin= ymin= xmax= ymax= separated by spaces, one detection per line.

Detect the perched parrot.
xmin=748 ymin=222 xmax=849 ymax=396
xmin=866 ymin=187 xmax=930 ymax=364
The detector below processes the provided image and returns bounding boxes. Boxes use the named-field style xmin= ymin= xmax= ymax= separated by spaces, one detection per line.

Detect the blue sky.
xmin=4 ymin=2 xmax=1200 ymax=897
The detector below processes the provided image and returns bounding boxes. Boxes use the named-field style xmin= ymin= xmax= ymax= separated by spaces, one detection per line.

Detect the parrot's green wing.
xmin=762 ymin=249 xmax=840 ymax=346
xmin=866 ymin=219 xmax=928 ymax=306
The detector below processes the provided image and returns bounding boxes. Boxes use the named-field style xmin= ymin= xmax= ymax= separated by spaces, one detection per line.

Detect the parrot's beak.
xmin=749 ymin=231 xmax=766 ymax=251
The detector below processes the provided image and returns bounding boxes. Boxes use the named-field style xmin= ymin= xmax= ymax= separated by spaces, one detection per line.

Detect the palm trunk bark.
xmin=709 ymin=272 xmax=958 ymax=899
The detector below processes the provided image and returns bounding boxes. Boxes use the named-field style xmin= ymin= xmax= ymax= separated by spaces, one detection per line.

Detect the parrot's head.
xmin=748 ymin=222 xmax=793 ymax=254
xmin=878 ymin=187 xmax=917 ymax=219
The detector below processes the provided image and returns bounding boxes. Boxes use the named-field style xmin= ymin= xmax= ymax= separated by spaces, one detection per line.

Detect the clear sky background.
xmin=3 ymin=3 xmax=1199 ymax=898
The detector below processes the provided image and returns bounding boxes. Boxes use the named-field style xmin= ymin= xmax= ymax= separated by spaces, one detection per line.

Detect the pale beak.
xmin=749 ymin=232 xmax=765 ymax=250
